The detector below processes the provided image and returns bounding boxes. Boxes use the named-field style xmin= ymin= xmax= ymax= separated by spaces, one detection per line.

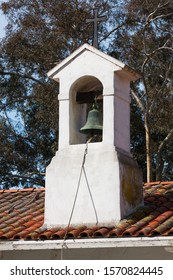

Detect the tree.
xmin=0 ymin=0 xmax=172 ymax=188
xmin=0 ymin=0 xmax=116 ymax=188
xmin=110 ymin=0 xmax=173 ymax=182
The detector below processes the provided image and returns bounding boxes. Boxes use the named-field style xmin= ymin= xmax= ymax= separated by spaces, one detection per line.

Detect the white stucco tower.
xmin=45 ymin=44 xmax=143 ymax=228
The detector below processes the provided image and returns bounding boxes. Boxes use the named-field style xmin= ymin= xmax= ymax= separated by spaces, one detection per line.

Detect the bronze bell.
xmin=80 ymin=105 xmax=102 ymax=136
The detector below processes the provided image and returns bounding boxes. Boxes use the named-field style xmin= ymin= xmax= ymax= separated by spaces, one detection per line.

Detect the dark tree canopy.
xmin=0 ymin=0 xmax=172 ymax=188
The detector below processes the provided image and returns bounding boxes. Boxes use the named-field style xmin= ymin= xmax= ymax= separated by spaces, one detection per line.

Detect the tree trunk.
xmin=145 ymin=116 xmax=152 ymax=182
xmin=156 ymin=154 xmax=164 ymax=181
xmin=155 ymin=128 xmax=173 ymax=181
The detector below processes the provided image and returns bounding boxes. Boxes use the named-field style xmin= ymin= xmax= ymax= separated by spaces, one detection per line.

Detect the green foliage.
xmin=0 ymin=0 xmax=115 ymax=188
xmin=111 ymin=0 xmax=173 ymax=181
xmin=130 ymin=100 xmax=146 ymax=181
xmin=0 ymin=0 xmax=172 ymax=187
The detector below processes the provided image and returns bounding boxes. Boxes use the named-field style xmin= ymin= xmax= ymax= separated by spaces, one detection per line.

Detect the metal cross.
xmin=86 ymin=9 xmax=107 ymax=49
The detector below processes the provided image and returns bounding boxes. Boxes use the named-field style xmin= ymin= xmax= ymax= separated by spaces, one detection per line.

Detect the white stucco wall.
xmin=1 ymin=246 xmax=173 ymax=260
xmin=1 ymin=237 xmax=173 ymax=259
xmin=45 ymin=44 xmax=142 ymax=228
xmin=57 ymin=49 xmax=119 ymax=150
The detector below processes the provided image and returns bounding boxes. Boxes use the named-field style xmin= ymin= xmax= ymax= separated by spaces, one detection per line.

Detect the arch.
xmin=69 ymin=76 xmax=103 ymax=145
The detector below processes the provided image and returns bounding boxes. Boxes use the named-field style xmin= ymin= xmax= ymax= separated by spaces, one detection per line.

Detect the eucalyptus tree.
xmin=0 ymin=0 xmax=172 ymax=188
xmin=110 ymin=0 xmax=173 ymax=181
xmin=0 ymin=0 xmax=116 ymax=188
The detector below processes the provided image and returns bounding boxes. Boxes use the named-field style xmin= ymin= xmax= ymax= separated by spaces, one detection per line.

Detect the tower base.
xmin=44 ymin=143 xmax=143 ymax=228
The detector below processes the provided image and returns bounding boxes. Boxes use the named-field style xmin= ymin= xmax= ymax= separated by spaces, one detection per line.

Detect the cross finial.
xmin=86 ymin=9 xmax=107 ymax=49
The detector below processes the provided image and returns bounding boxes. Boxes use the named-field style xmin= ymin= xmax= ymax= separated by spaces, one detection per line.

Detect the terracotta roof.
xmin=1 ymin=182 xmax=173 ymax=240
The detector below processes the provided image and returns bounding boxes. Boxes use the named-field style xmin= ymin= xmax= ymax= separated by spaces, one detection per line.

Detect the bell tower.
xmin=44 ymin=44 xmax=143 ymax=228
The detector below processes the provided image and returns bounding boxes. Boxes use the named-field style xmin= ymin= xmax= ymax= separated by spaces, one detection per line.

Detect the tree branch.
xmin=149 ymin=39 xmax=173 ymax=57
xmin=99 ymin=22 xmax=125 ymax=43
xmin=152 ymin=12 xmax=173 ymax=21
xmin=143 ymin=1 xmax=172 ymax=55
xmin=130 ymin=89 xmax=145 ymax=114
xmin=0 ymin=70 xmax=44 ymax=85
xmin=157 ymin=128 xmax=173 ymax=155
xmin=3 ymin=109 xmax=19 ymax=138
xmin=141 ymin=40 xmax=172 ymax=72
xmin=146 ymin=4 xmax=160 ymax=24
xmin=2 ymin=174 xmax=45 ymax=187
xmin=146 ymin=1 xmax=171 ymax=23
xmin=149 ymin=58 xmax=172 ymax=114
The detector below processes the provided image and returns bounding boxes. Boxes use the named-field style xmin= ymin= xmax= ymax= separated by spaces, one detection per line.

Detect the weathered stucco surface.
xmin=45 ymin=44 xmax=142 ymax=228
xmin=1 ymin=247 xmax=173 ymax=260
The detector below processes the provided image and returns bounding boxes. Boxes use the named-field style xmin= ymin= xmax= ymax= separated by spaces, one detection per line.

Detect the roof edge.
xmin=0 ymin=236 xmax=173 ymax=251
xmin=1 ymin=181 xmax=172 ymax=193
xmin=0 ymin=188 xmax=45 ymax=193
xmin=47 ymin=43 xmax=140 ymax=81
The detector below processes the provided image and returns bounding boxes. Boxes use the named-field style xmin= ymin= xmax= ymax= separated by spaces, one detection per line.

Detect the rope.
xmin=61 ymin=137 xmax=98 ymax=259
xmin=82 ymin=166 xmax=98 ymax=225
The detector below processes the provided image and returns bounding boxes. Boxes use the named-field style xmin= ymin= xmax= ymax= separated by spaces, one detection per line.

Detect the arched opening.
xmin=69 ymin=76 xmax=103 ymax=145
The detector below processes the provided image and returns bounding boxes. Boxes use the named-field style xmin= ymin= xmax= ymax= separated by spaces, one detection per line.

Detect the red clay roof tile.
xmin=50 ymin=229 xmax=67 ymax=239
xmin=23 ymin=220 xmax=36 ymax=228
xmin=40 ymin=227 xmax=61 ymax=240
xmin=93 ymin=227 xmax=112 ymax=237
xmin=16 ymin=225 xmax=45 ymax=240
xmin=51 ymin=227 xmax=74 ymax=239
xmin=120 ymin=226 xmax=139 ymax=236
xmin=108 ymin=228 xmax=124 ymax=237
xmin=163 ymin=227 xmax=173 ymax=236
xmin=0 ymin=183 xmax=173 ymax=240
xmin=67 ymin=226 xmax=87 ymax=238
xmin=79 ymin=227 xmax=100 ymax=238
xmin=0 ymin=226 xmax=14 ymax=235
